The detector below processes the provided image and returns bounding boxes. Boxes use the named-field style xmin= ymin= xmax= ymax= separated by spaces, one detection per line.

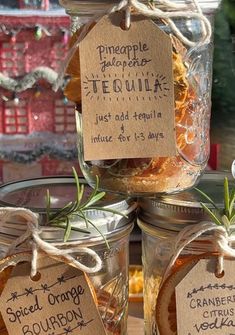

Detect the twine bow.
xmin=119 ymin=0 xmax=211 ymax=46
xmin=0 ymin=207 xmax=102 ymax=277
xmin=161 ymin=221 xmax=235 ymax=287
xmin=54 ymin=0 xmax=212 ymax=91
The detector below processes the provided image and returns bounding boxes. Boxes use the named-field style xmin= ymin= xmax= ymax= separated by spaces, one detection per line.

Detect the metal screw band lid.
xmin=138 ymin=171 xmax=232 ymax=232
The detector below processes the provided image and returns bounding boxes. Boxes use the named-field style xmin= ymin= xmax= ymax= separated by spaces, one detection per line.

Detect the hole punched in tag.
xmin=120 ymin=9 xmax=131 ymax=30
xmin=30 ymin=271 xmax=41 ymax=282
xmin=215 ymin=256 xmax=225 ymax=278
xmin=215 ymin=269 xmax=225 ymax=278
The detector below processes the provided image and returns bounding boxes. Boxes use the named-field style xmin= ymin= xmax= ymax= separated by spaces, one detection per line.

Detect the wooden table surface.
xmin=127 ymin=316 xmax=144 ymax=334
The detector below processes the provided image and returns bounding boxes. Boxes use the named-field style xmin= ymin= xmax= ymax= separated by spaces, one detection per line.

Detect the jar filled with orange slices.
xmin=59 ymin=0 xmax=220 ymax=195
xmin=0 ymin=176 xmax=136 ymax=335
xmin=137 ymin=172 xmax=233 ymax=335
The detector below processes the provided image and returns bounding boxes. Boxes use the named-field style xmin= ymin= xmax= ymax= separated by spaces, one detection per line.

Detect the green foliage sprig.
xmin=45 ymin=167 xmax=127 ymax=246
xmin=195 ymin=177 xmax=235 ymax=234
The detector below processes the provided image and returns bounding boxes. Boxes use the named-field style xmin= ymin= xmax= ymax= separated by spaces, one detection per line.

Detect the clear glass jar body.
xmin=138 ymin=220 xmax=219 ymax=335
xmin=75 ymin=225 xmax=134 ymax=335
xmin=60 ymin=0 xmax=218 ymax=195
xmin=0 ymin=176 xmax=135 ymax=335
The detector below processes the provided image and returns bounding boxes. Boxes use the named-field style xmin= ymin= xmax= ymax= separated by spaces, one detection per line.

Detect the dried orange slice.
xmin=64 ymin=22 xmax=96 ymax=103
xmin=173 ymin=53 xmax=188 ymax=112
xmin=172 ymin=35 xmax=189 ymax=118
xmin=129 ymin=265 xmax=143 ymax=296
xmin=155 ymin=253 xmax=217 ymax=335
xmin=108 ymin=158 xmax=153 ymax=177
xmin=66 ymin=22 xmax=96 ymax=77
xmin=84 ymin=273 xmax=98 ymax=306
xmin=64 ymin=77 xmax=81 ymax=103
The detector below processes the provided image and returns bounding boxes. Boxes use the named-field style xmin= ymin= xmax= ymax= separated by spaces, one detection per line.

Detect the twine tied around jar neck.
xmin=54 ymin=0 xmax=211 ymax=91
xmin=117 ymin=0 xmax=211 ymax=47
xmin=161 ymin=221 xmax=235 ymax=287
xmin=0 ymin=207 xmax=103 ymax=277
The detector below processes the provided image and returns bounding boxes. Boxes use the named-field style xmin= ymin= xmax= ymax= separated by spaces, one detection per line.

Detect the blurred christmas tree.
xmin=212 ymin=0 xmax=235 ymax=123
xmin=211 ymin=0 xmax=235 ymax=169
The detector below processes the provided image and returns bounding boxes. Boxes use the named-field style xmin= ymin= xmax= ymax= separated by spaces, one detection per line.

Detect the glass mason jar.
xmin=0 ymin=177 xmax=136 ymax=335
xmin=60 ymin=0 xmax=220 ymax=195
xmin=137 ymin=171 xmax=233 ymax=335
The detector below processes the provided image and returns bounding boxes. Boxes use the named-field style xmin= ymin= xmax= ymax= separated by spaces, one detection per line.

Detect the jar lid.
xmin=138 ymin=171 xmax=232 ymax=231
xmin=59 ymin=0 xmax=220 ymax=15
xmin=0 ymin=176 xmax=135 ymax=244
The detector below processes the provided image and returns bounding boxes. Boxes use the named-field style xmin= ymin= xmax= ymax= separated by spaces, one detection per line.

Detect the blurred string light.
xmin=63 ymin=96 xmax=68 ymax=104
xmin=34 ymin=24 xmax=52 ymax=39
xmin=61 ymin=29 xmax=69 ymax=45
xmin=0 ymin=24 xmax=69 ymax=43
xmin=1 ymin=87 xmax=71 ymax=106
xmin=13 ymin=93 xmax=19 ymax=105
xmin=35 ymin=25 xmax=43 ymax=40
xmin=34 ymin=86 xmax=42 ymax=98
xmin=10 ymin=32 xmax=16 ymax=43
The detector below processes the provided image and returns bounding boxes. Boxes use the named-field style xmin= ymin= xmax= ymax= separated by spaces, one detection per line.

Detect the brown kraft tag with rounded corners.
xmin=79 ymin=13 xmax=176 ymax=161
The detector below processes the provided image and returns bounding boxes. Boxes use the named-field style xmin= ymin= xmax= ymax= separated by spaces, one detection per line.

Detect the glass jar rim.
xmin=0 ymin=176 xmax=136 ymax=243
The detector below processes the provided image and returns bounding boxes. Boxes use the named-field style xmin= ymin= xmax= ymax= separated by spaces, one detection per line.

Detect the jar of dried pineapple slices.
xmin=59 ymin=0 xmax=220 ymax=196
